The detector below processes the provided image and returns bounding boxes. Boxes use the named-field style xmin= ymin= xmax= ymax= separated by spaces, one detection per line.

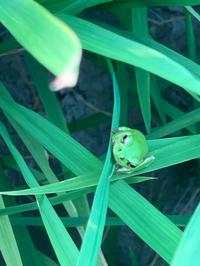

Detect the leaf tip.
xmin=50 ymin=51 xmax=82 ymax=91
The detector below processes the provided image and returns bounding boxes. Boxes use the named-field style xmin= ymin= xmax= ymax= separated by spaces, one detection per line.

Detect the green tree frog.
xmin=112 ymin=126 xmax=155 ymax=174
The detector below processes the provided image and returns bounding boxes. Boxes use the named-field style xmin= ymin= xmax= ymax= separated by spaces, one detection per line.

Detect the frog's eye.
xmin=121 ymin=134 xmax=130 ymax=144
xmin=129 ymin=162 xmax=137 ymax=168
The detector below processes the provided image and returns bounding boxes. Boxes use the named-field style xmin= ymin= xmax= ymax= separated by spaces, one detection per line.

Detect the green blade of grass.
xmin=77 ymin=58 xmax=119 ymax=266
xmin=56 ymin=14 xmax=200 ymax=96
xmin=9 ymin=215 xmax=191 ymax=228
xmin=0 ymin=195 xmax=23 ymax=266
xmin=0 ymin=82 xmax=102 ymax=175
xmin=150 ymin=75 xmax=167 ymax=125
xmin=129 ymin=248 xmax=139 ymax=266
xmin=147 ymin=107 xmax=200 ymax=139
xmin=0 ymin=163 xmax=152 ymax=196
xmin=0 ymin=163 xmax=44 ymax=266
xmin=94 ymin=0 xmax=200 ymax=9
xmin=24 ymin=51 xmax=92 ymax=242
xmin=5 ymin=111 xmax=89 ymax=239
xmin=131 ymin=7 xmax=151 ymax=133
xmin=109 ymin=180 xmax=182 ymax=264
xmin=117 ymin=62 xmax=128 ymax=126
xmin=0 ymin=187 xmax=95 ymax=217
xmin=38 ymin=0 xmax=111 ymax=11
xmin=162 ymin=100 xmax=196 ymax=134
xmin=135 ymin=68 xmax=151 ymax=133
xmin=24 ymin=51 xmax=69 ymax=134
xmin=185 ymin=6 xmax=200 ymax=24
xmin=60 ymin=0 xmax=96 ymax=15
xmin=2 ymin=13 xmax=200 ymax=95
xmin=0 ymin=176 xmax=151 ymax=217
xmin=1 ymin=133 xmax=200 ymax=196
xmin=0 ymin=83 xmax=76 ymax=212
xmin=171 ymin=203 xmax=200 ymax=266
xmin=37 ymin=251 xmax=59 ymax=266
xmin=0 ymin=122 xmax=79 ymax=266
xmin=0 ymin=78 xmax=93 ymax=257
xmin=0 ymin=0 xmax=81 ymax=90
xmin=184 ymin=7 xmax=197 ymax=62
xmin=0 ymin=37 xmax=20 ymax=54
xmin=79 ymin=14 xmax=200 ymax=102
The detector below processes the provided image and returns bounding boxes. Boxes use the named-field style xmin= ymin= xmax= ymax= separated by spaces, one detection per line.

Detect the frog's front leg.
xmin=115 ymin=155 xmax=155 ymax=174
xmin=134 ymin=155 xmax=155 ymax=172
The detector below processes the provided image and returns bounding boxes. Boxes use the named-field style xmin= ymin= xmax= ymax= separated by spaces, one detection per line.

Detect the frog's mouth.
xmin=127 ymin=162 xmax=137 ymax=168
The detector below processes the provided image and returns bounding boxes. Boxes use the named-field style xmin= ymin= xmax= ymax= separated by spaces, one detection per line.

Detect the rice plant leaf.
xmin=77 ymin=58 xmax=119 ymax=266
xmin=61 ymin=0 xmax=96 ymax=15
xmin=23 ymin=52 xmax=91 ymax=243
xmin=184 ymin=7 xmax=197 ymax=62
xmin=37 ymin=250 xmax=59 ymax=266
xmin=109 ymin=180 xmax=182 ymax=264
xmin=0 ymin=195 xmax=23 ymax=266
xmin=38 ymin=0 xmax=111 ymax=11
xmin=0 ymin=83 xmax=62 ymax=185
xmin=2 ymin=13 xmax=200 ymax=95
xmin=171 ymin=203 xmax=200 ymax=266
xmin=1 ymin=133 xmax=200 ymax=196
xmin=162 ymin=100 xmax=196 ymax=135
xmin=117 ymin=61 xmax=128 ymax=126
xmin=0 ymin=37 xmax=20 ymax=54
xmin=7 ymin=214 xmax=192 ymax=228
xmin=56 ymin=14 xmax=200 ymax=95
xmin=0 ymin=176 xmax=151 ymax=217
xmin=131 ymin=8 xmax=151 ymax=133
xmin=185 ymin=6 xmax=200 ymax=22
xmin=0 ymin=169 xmax=151 ymax=195
xmin=0 ymin=187 xmax=95 ymax=217
xmin=135 ymin=68 xmax=151 ymax=133
xmin=94 ymin=0 xmax=200 ymax=9
xmin=24 ymin=52 xmax=69 ymax=133
xmin=0 ymin=0 xmax=82 ymax=90
xmin=0 ymin=82 xmax=102 ymax=175
xmin=0 ymin=122 xmax=79 ymax=266
xmin=77 ymin=154 xmax=112 ymax=266
xmin=4 ymin=99 xmax=88 ymax=240
xmin=0 ymin=155 xmax=49 ymax=185
xmin=168 ymin=215 xmax=190 ymax=227
xmin=129 ymin=248 xmax=139 ymax=266
xmin=0 ymin=163 xmax=44 ymax=266
xmin=147 ymin=108 xmax=200 ymax=139
xmin=150 ymin=75 xmax=167 ymax=125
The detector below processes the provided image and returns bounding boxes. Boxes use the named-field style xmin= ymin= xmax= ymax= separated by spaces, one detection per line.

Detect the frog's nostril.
xmin=118 ymin=149 xmax=122 ymax=152
xmin=120 ymin=157 xmax=125 ymax=160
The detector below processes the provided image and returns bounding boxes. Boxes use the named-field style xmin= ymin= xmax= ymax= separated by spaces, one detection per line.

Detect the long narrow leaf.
xmin=0 ymin=163 xmax=44 ymax=266
xmin=0 ymin=122 xmax=79 ymax=266
xmin=0 ymin=0 xmax=82 ymax=90
xmin=77 ymin=58 xmax=119 ymax=266
xmin=0 ymin=195 xmax=23 ymax=266
xmin=58 ymin=14 xmax=200 ymax=95
xmin=94 ymin=0 xmax=200 ymax=9
xmin=1 ymin=134 xmax=200 ymax=195
xmin=147 ymin=108 xmax=200 ymax=139
xmin=109 ymin=180 xmax=182 ymax=263
xmin=171 ymin=203 xmax=200 ymax=266
xmin=0 ymin=82 xmax=102 ymax=175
